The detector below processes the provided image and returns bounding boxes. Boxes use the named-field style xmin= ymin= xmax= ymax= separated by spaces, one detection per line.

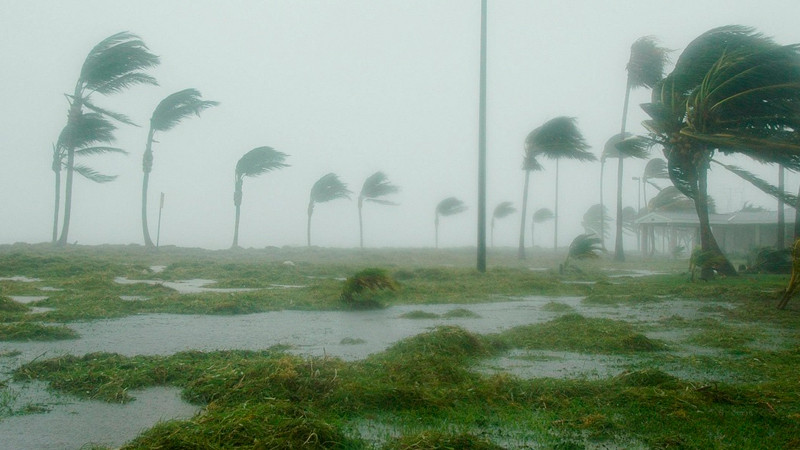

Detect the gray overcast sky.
xmin=2 ymin=0 xmax=799 ymax=249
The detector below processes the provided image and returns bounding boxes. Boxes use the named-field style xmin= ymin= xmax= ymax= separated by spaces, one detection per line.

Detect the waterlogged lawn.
xmin=1 ymin=243 xmax=800 ymax=448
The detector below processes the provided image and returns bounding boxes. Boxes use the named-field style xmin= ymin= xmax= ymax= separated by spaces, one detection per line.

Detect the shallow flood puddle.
xmin=0 ymin=295 xmax=733 ymax=449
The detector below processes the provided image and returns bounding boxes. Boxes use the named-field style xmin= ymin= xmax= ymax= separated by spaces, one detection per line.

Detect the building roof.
xmin=635 ymin=209 xmax=795 ymax=226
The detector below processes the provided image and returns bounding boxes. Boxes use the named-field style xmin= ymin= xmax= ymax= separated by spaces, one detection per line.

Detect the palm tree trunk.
xmin=777 ymin=165 xmax=785 ymax=249
xmin=554 ymin=160 xmax=559 ymax=250
xmin=530 ymin=221 xmax=535 ymax=249
xmin=232 ymin=181 xmax=243 ymax=248
xmin=307 ymin=201 xmax=314 ymax=247
xmin=795 ymin=183 xmax=800 ymax=240
xmin=518 ymin=169 xmax=531 ymax=259
xmin=614 ymin=80 xmax=632 ymax=262
xmin=52 ymin=156 xmax=61 ymax=244
xmin=599 ymin=160 xmax=605 ymax=249
xmin=435 ymin=214 xmax=440 ymax=249
xmin=57 ymin=92 xmax=83 ymax=247
xmin=696 ymin=163 xmax=737 ymax=277
xmin=141 ymin=128 xmax=156 ymax=248
xmin=491 ymin=218 xmax=495 ymax=248
xmin=358 ymin=198 xmax=364 ymax=249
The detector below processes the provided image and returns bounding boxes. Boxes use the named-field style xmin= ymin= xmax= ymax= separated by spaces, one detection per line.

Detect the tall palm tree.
xmin=51 ymin=113 xmax=127 ymax=242
xmin=642 ymin=25 xmax=800 ymax=276
xmin=517 ymin=148 xmax=543 ymax=259
xmin=524 ymin=117 xmax=594 ymax=252
xmin=600 ymin=132 xmax=630 ymax=249
xmin=232 ymin=147 xmax=288 ymax=248
xmin=142 ymin=89 xmax=218 ymax=247
xmin=435 ymin=197 xmax=467 ymax=248
xmin=616 ymin=36 xmax=669 ymax=261
xmin=491 ymin=201 xmax=516 ymax=248
xmin=57 ymin=32 xmax=160 ymax=246
xmin=308 ymin=173 xmax=351 ymax=247
xmin=358 ymin=171 xmax=399 ymax=248
xmin=531 ymin=207 xmax=554 ymax=249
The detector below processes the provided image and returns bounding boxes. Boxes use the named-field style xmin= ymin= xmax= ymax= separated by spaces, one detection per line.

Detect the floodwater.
xmin=0 ymin=294 xmax=737 ymax=449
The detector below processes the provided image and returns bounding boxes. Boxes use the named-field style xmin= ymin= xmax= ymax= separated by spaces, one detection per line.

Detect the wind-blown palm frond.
xmin=310 ymin=173 xmax=351 ymax=204
xmin=436 ymin=197 xmax=467 ymax=217
xmin=82 ymin=99 xmax=137 ymax=126
xmin=526 ymin=117 xmax=594 ymax=161
xmin=740 ymin=201 xmax=767 ymax=212
xmin=582 ymin=204 xmax=610 ymax=239
xmin=712 ymin=161 xmax=798 ymax=206
xmin=80 ymin=32 xmax=160 ymax=95
xmin=236 ymin=147 xmax=289 ymax=180
xmin=628 ymin=36 xmax=671 ymax=89
xmin=533 ymin=208 xmax=554 ymax=223
xmin=74 ymin=146 xmax=127 ymax=156
xmin=615 ymin=136 xmax=652 ymax=159
xmin=151 ymin=89 xmax=219 ymax=132
xmin=602 ymin=132 xmax=632 ymax=161
xmin=72 ymin=164 xmax=117 ymax=183
xmin=492 ymin=201 xmax=516 ymax=219
xmin=360 ymin=171 xmax=400 ymax=202
xmin=58 ymin=113 xmax=117 ymax=150
xmin=564 ymin=234 xmax=604 ymax=269
xmin=643 ymin=158 xmax=668 ymax=181
xmin=522 ymin=151 xmax=543 ymax=171
xmin=649 ymin=186 xmax=717 ymax=213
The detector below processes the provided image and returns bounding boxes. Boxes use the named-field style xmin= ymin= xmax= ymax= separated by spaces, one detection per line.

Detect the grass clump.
xmin=383 ymin=431 xmax=504 ymax=449
xmin=443 ymin=308 xmax=480 ymax=318
xmin=540 ymin=301 xmax=574 ymax=312
xmin=499 ymin=314 xmax=667 ymax=354
xmin=340 ymin=268 xmax=399 ymax=309
xmin=0 ymin=322 xmax=78 ymax=341
xmin=0 ymin=296 xmax=29 ymax=313
xmin=399 ymin=310 xmax=440 ymax=319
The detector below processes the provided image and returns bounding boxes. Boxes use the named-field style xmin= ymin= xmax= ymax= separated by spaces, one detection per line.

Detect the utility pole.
xmin=477 ymin=0 xmax=487 ymax=273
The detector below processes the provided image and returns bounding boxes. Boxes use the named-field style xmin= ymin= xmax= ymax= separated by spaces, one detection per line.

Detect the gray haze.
xmin=2 ymin=1 xmax=799 ymax=249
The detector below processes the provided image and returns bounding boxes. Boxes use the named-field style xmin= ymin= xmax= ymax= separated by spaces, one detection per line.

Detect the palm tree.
xmin=232 ymin=147 xmax=288 ymax=248
xmin=524 ymin=117 xmax=594 ymax=252
xmin=57 ymin=32 xmax=160 ymax=246
xmin=599 ymin=133 xmax=628 ymax=249
xmin=531 ymin=207 xmax=554 ymax=249
xmin=435 ymin=197 xmax=467 ymax=248
xmin=51 ymin=113 xmax=127 ymax=242
xmin=581 ymin=204 xmax=610 ymax=240
xmin=491 ymin=201 xmax=516 ymax=247
xmin=615 ymin=36 xmax=669 ymax=261
xmin=141 ymin=89 xmax=218 ymax=247
xmin=642 ymin=25 xmax=800 ymax=276
xmin=563 ymin=233 xmax=603 ymax=271
xmin=517 ymin=147 xmax=543 ymax=259
xmin=308 ymin=173 xmax=351 ymax=247
xmin=358 ymin=171 xmax=399 ymax=248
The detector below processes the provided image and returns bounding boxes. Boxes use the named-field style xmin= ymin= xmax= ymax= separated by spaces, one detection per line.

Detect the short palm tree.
xmin=232 ymin=147 xmax=288 ymax=248
xmin=358 ymin=171 xmax=399 ymax=248
xmin=308 ymin=173 xmax=351 ymax=247
xmin=531 ymin=207 xmax=554 ymax=249
xmin=435 ymin=197 xmax=467 ymax=248
xmin=517 ymin=148 xmax=543 ymax=259
xmin=57 ymin=32 xmax=159 ymax=246
xmin=642 ymin=25 xmax=800 ymax=276
xmin=615 ymin=36 xmax=669 ymax=261
xmin=491 ymin=201 xmax=516 ymax=248
xmin=524 ymin=117 xmax=594 ymax=252
xmin=52 ymin=114 xmax=127 ymax=242
xmin=563 ymin=233 xmax=603 ymax=271
xmin=141 ymin=89 xmax=218 ymax=247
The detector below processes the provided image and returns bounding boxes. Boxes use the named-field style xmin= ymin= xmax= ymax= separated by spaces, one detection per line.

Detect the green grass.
xmin=0 ymin=322 xmax=78 ymax=341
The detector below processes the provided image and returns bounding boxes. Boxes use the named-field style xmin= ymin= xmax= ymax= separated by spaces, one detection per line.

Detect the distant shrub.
xmin=340 ymin=268 xmax=399 ymax=309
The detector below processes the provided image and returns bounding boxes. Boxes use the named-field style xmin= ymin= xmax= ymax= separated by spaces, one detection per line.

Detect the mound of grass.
xmin=340 ymin=268 xmax=399 ymax=309
xmin=540 ymin=301 xmax=574 ymax=312
xmin=443 ymin=308 xmax=480 ymax=318
xmin=499 ymin=314 xmax=667 ymax=354
xmin=399 ymin=310 xmax=440 ymax=319
xmin=0 ymin=322 xmax=78 ymax=341
xmin=384 ymin=431 xmax=504 ymax=450
xmin=0 ymin=296 xmax=28 ymax=313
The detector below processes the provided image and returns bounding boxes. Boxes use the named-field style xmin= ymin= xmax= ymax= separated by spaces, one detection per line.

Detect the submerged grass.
xmin=0 ymin=322 xmax=78 ymax=341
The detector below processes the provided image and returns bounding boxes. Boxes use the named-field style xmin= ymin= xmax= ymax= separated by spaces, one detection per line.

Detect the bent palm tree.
xmin=525 ymin=117 xmax=594 ymax=251
xmin=563 ymin=233 xmax=603 ymax=271
xmin=52 ymin=114 xmax=128 ymax=242
xmin=491 ymin=201 xmax=516 ymax=248
xmin=435 ymin=197 xmax=467 ymax=248
xmin=57 ymin=31 xmax=159 ymax=246
xmin=232 ymin=147 xmax=288 ymax=248
xmin=358 ymin=171 xmax=400 ymax=248
xmin=142 ymin=89 xmax=218 ymax=247
xmin=642 ymin=25 xmax=800 ymax=276
xmin=616 ymin=36 xmax=669 ymax=261
xmin=517 ymin=148 xmax=543 ymax=259
xmin=531 ymin=207 xmax=554 ymax=249
xmin=308 ymin=173 xmax=351 ymax=247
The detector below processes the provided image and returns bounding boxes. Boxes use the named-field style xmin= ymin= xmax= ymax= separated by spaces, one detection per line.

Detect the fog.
xmin=2 ymin=1 xmax=799 ymax=250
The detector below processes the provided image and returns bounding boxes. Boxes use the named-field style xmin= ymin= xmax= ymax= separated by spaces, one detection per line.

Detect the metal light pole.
xmin=477 ymin=0 xmax=487 ymax=273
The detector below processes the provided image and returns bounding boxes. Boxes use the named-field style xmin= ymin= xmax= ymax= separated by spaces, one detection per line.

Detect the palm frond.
xmin=72 ymin=164 xmax=117 ymax=183
xmin=648 ymin=186 xmax=713 ymax=212
xmin=532 ymin=207 xmax=554 ymax=223
xmin=567 ymin=233 xmax=604 ymax=260
xmin=602 ymin=132 xmax=632 ymax=160
xmin=712 ymin=160 xmax=798 ymax=206
xmin=366 ymin=198 xmax=399 ymax=206
xmin=80 ymin=32 xmax=160 ymax=94
xmin=83 ymin=99 xmax=137 ymax=126
xmin=58 ymin=113 xmax=117 ymax=149
xmin=310 ymin=173 xmax=351 ymax=203
xmin=436 ymin=197 xmax=467 ymax=217
xmin=643 ymin=158 xmax=669 ymax=180
xmin=235 ymin=146 xmax=289 ymax=179
xmin=581 ymin=204 xmax=610 ymax=239
xmin=360 ymin=171 xmax=400 ymax=200
xmin=492 ymin=201 xmax=516 ymax=219
xmin=75 ymin=146 xmax=128 ymax=156
xmin=151 ymin=89 xmax=219 ymax=132
xmin=522 ymin=151 xmax=543 ymax=171
xmin=525 ymin=117 xmax=595 ymax=161
xmin=615 ymin=136 xmax=652 ymax=159
xmin=627 ymin=36 xmax=671 ymax=89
